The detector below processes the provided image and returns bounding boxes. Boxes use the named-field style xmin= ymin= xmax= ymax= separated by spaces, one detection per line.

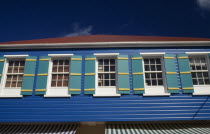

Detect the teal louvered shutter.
xmin=84 ymin=55 xmax=96 ymax=94
xmin=69 ymin=55 xmax=82 ymax=95
xmin=21 ymin=56 xmax=37 ymax=95
xmin=164 ymin=54 xmax=179 ymax=93
xmin=131 ymin=55 xmax=144 ymax=94
xmin=0 ymin=57 xmax=5 ymax=82
xmin=117 ymin=55 xmax=130 ymax=94
xmin=177 ymin=54 xmax=194 ymax=93
xmin=35 ymin=56 xmax=50 ymax=95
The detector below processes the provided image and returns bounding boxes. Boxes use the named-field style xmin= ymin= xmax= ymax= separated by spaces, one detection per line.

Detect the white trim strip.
xmin=140 ymin=52 xmax=165 ymax=55
xmin=1 ymin=41 xmax=210 ymax=49
xmin=186 ymin=52 xmax=210 ymax=54
xmin=48 ymin=54 xmax=74 ymax=57
xmin=4 ymin=55 xmax=29 ymax=58
xmin=94 ymin=53 xmax=119 ymax=56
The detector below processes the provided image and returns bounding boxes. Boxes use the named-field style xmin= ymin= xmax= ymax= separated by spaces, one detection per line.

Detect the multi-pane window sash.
xmin=144 ymin=58 xmax=163 ymax=86
xmin=98 ymin=58 xmax=116 ymax=87
xmin=189 ymin=56 xmax=210 ymax=85
xmin=51 ymin=59 xmax=69 ymax=87
xmin=5 ymin=60 xmax=25 ymax=88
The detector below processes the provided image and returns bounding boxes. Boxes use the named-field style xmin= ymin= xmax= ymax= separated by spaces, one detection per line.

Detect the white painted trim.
xmin=143 ymin=93 xmax=170 ymax=96
xmin=140 ymin=52 xmax=165 ymax=55
xmin=0 ymin=95 xmax=23 ymax=98
xmin=4 ymin=55 xmax=28 ymax=58
xmin=185 ymin=52 xmax=210 ymax=55
xmin=48 ymin=54 xmax=74 ymax=57
xmin=93 ymin=94 xmax=121 ymax=97
xmin=193 ymin=93 xmax=210 ymax=96
xmin=44 ymin=95 xmax=71 ymax=98
xmin=94 ymin=53 xmax=119 ymax=56
xmin=1 ymin=41 xmax=210 ymax=49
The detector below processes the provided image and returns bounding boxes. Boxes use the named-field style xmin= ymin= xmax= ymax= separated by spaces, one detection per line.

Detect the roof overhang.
xmin=0 ymin=41 xmax=210 ymax=49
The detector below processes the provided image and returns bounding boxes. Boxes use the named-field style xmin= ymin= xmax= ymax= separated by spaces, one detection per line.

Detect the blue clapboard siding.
xmin=0 ymin=47 xmax=209 ymax=122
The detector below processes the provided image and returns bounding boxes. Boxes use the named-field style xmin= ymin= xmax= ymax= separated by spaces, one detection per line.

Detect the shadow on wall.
xmin=76 ymin=123 xmax=105 ymax=134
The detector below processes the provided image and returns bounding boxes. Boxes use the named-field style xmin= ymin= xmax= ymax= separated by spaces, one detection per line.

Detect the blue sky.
xmin=0 ymin=0 xmax=210 ymax=43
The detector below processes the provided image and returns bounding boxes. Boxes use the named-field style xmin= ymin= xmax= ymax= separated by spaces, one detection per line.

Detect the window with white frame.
xmin=144 ymin=58 xmax=163 ymax=86
xmin=45 ymin=54 xmax=72 ymax=97
xmin=141 ymin=53 xmax=169 ymax=96
xmin=5 ymin=60 xmax=25 ymax=88
xmin=51 ymin=59 xmax=69 ymax=87
xmin=94 ymin=53 xmax=120 ymax=97
xmin=189 ymin=56 xmax=210 ymax=85
xmin=0 ymin=55 xmax=28 ymax=97
xmin=98 ymin=58 xmax=116 ymax=87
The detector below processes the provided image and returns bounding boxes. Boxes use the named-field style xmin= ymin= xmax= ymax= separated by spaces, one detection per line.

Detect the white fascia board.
xmin=4 ymin=55 xmax=29 ymax=58
xmin=48 ymin=54 xmax=74 ymax=57
xmin=185 ymin=52 xmax=210 ymax=55
xmin=140 ymin=52 xmax=165 ymax=55
xmin=1 ymin=41 xmax=210 ymax=49
xmin=94 ymin=53 xmax=119 ymax=56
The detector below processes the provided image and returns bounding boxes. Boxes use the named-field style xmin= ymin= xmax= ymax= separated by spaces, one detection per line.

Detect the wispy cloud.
xmin=64 ymin=23 xmax=93 ymax=37
xmin=197 ymin=0 xmax=210 ymax=10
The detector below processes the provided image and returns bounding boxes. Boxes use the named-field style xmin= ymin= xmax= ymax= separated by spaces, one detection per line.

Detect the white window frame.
xmin=0 ymin=55 xmax=28 ymax=98
xmin=186 ymin=52 xmax=210 ymax=95
xmin=93 ymin=53 xmax=121 ymax=97
xmin=44 ymin=54 xmax=73 ymax=97
xmin=140 ymin=53 xmax=170 ymax=96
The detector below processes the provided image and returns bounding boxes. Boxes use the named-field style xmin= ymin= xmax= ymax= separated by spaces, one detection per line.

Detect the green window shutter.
xmin=177 ymin=54 xmax=194 ymax=93
xmin=69 ymin=55 xmax=82 ymax=95
xmin=117 ymin=55 xmax=130 ymax=94
xmin=84 ymin=55 xmax=96 ymax=94
xmin=21 ymin=56 xmax=37 ymax=95
xmin=164 ymin=54 xmax=179 ymax=93
xmin=35 ymin=56 xmax=50 ymax=95
xmin=131 ymin=55 xmax=144 ymax=94
xmin=0 ymin=57 xmax=5 ymax=82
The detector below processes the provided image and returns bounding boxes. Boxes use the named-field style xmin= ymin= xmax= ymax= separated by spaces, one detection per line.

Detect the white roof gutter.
xmin=0 ymin=41 xmax=210 ymax=49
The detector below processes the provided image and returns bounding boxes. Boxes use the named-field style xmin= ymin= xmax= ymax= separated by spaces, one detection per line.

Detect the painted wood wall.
xmin=0 ymin=47 xmax=209 ymax=122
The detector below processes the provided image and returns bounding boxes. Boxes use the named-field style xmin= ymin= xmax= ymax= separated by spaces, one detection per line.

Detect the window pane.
xmin=104 ymin=74 xmax=109 ymax=79
xmin=110 ymin=66 xmax=115 ymax=71
xmin=98 ymin=66 xmax=103 ymax=72
xmin=5 ymin=82 xmax=10 ymax=87
xmin=151 ymin=65 xmax=156 ymax=71
xmin=204 ymin=79 xmax=210 ymax=84
xmin=52 ymin=74 xmax=57 ymax=80
xmin=105 ymin=80 xmax=109 ymax=86
xmin=8 ymin=67 xmax=13 ymax=73
xmin=156 ymin=65 xmax=162 ymax=71
xmin=64 ymin=74 xmax=68 ymax=80
xmin=63 ymin=81 xmax=68 ymax=87
xmin=58 ymin=74 xmax=63 ymax=79
xmin=145 ymin=65 xmax=150 ymax=71
xmin=14 ymin=61 xmax=19 ymax=66
xmin=13 ymin=75 xmax=17 ymax=80
xmin=52 ymin=67 xmax=57 ymax=72
xmin=198 ymin=79 xmax=204 ymax=85
xmin=59 ymin=60 xmax=63 ymax=65
xmin=145 ymin=73 xmax=150 ymax=78
xmin=146 ymin=80 xmax=151 ymax=86
xmin=98 ymin=74 xmax=103 ymax=79
xmin=196 ymin=65 xmax=202 ymax=70
xmin=64 ymin=60 xmax=69 ymax=65
xmin=58 ymin=66 xmax=63 ymax=72
xmin=151 ymin=73 xmax=156 ymax=78
xmin=104 ymin=66 xmax=109 ymax=72
xmin=64 ymin=66 xmax=69 ymax=72
xmin=157 ymin=73 xmax=162 ymax=78
xmin=156 ymin=59 xmax=161 ymax=64
xmin=193 ymin=79 xmax=198 ymax=85
xmin=11 ymin=82 xmax=16 ymax=87
xmin=144 ymin=59 xmax=149 ymax=64
xmin=13 ymin=67 xmax=19 ymax=73
xmin=152 ymin=80 xmax=157 ymax=86
xmin=203 ymin=72 xmax=209 ymax=78
xmin=110 ymin=59 xmax=115 ymax=65
xmin=9 ymin=61 xmax=14 ymax=66
xmin=104 ymin=59 xmax=109 ymax=65
xmin=20 ymin=61 xmax=25 ymax=66
xmin=7 ymin=75 xmax=12 ymax=80
xmin=98 ymin=80 xmax=103 ymax=86
xmin=110 ymin=74 xmax=115 ymax=79
xmin=17 ymin=82 xmax=22 ymax=87
xmin=57 ymin=81 xmax=62 ymax=87
xmin=19 ymin=67 xmax=24 ymax=73
xmin=158 ymin=80 xmax=163 ymax=85
xmin=111 ymin=80 xmax=115 ymax=86
xmin=51 ymin=81 xmax=56 ymax=87
xmin=191 ymin=72 xmax=196 ymax=78
xmin=98 ymin=59 xmax=103 ymax=65
xmin=53 ymin=60 xmax=58 ymax=65
xmin=150 ymin=59 xmax=155 ymax=64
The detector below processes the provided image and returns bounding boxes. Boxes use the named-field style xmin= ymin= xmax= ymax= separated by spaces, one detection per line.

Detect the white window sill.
xmin=143 ymin=93 xmax=170 ymax=96
xmin=44 ymin=95 xmax=71 ymax=98
xmin=0 ymin=95 xmax=23 ymax=98
xmin=93 ymin=94 xmax=121 ymax=97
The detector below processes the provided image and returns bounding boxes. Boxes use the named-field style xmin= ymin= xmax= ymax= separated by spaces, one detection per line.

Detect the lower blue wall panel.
xmin=0 ymin=47 xmax=210 ymax=122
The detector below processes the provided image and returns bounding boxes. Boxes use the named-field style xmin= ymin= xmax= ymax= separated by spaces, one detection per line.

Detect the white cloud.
xmin=64 ymin=23 xmax=93 ymax=37
xmin=197 ymin=0 xmax=210 ymax=10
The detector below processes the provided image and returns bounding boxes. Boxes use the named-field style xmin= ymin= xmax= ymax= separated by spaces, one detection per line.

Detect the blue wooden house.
xmin=0 ymin=35 xmax=210 ymax=133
